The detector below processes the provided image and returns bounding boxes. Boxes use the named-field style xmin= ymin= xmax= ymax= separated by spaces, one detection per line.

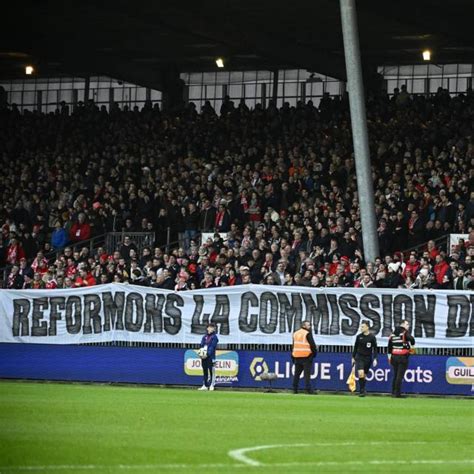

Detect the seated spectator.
xmin=6 ymin=264 xmax=23 ymax=289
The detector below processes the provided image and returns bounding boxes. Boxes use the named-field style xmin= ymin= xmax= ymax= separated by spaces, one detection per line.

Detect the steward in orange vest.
xmin=292 ymin=321 xmax=317 ymax=394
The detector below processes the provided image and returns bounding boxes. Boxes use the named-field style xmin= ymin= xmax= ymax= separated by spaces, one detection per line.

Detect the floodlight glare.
xmin=422 ymin=50 xmax=431 ymax=61
xmin=25 ymin=65 xmax=34 ymax=75
xmin=215 ymin=58 xmax=224 ymax=68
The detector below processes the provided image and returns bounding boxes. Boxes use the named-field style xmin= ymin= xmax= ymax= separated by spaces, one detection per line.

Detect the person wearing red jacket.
xmin=74 ymin=268 xmax=96 ymax=287
xmin=45 ymin=274 xmax=57 ymax=289
xmin=6 ymin=237 xmax=25 ymax=265
xmin=70 ymin=213 xmax=91 ymax=242
xmin=433 ymin=254 xmax=450 ymax=286
xmin=426 ymin=240 xmax=440 ymax=261
xmin=402 ymin=254 xmax=420 ymax=279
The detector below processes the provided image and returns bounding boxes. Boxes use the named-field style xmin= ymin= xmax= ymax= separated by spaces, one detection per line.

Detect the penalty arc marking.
xmin=0 ymin=441 xmax=472 ymax=471
xmin=228 ymin=444 xmax=311 ymax=466
xmin=227 ymin=440 xmax=444 ymax=467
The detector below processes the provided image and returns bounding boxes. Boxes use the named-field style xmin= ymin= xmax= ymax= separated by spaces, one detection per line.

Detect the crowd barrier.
xmin=0 ymin=344 xmax=472 ymax=396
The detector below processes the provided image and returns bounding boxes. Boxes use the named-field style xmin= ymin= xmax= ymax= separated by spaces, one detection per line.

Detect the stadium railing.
xmin=0 ymin=233 xmax=106 ymax=286
xmin=402 ymin=234 xmax=449 ymax=258
xmin=79 ymin=341 xmax=473 ymax=357
xmin=0 ymin=231 xmax=155 ymax=287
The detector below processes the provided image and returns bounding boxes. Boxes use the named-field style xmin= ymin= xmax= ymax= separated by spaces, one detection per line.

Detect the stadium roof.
xmin=1 ymin=0 xmax=474 ymax=88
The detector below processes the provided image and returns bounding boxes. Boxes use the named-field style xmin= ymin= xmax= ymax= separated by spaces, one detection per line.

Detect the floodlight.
xmin=25 ymin=65 xmax=34 ymax=75
xmin=422 ymin=50 xmax=431 ymax=61
xmin=215 ymin=58 xmax=224 ymax=68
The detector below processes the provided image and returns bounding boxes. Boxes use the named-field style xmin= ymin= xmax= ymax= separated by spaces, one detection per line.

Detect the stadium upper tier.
xmin=0 ymin=88 xmax=473 ymax=290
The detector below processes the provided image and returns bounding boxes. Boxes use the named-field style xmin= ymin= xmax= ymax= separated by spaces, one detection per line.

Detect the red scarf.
xmin=215 ymin=211 xmax=225 ymax=228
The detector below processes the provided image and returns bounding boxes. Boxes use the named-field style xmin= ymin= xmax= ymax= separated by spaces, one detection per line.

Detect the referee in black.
xmin=351 ymin=320 xmax=378 ymax=397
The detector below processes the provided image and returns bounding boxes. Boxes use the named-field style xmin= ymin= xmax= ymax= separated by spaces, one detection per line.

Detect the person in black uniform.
xmin=351 ymin=320 xmax=378 ymax=397
xmin=388 ymin=319 xmax=415 ymax=398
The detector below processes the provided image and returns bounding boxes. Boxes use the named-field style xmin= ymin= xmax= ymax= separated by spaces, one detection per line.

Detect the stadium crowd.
xmin=1 ymin=86 xmax=473 ymax=290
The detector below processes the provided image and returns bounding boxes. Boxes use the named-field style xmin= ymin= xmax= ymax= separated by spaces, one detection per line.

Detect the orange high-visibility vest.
xmin=292 ymin=328 xmax=312 ymax=358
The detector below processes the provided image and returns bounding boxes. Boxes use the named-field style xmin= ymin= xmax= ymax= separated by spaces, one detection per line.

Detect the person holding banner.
xmin=388 ymin=320 xmax=415 ymax=398
xmin=198 ymin=323 xmax=219 ymax=391
xmin=351 ymin=321 xmax=378 ymax=397
xmin=292 ymin=321 xmax=317 ymax=394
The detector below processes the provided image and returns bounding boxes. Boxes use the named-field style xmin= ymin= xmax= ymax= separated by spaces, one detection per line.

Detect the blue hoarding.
xmin=0 ymin=343 xmax=472 ymax=396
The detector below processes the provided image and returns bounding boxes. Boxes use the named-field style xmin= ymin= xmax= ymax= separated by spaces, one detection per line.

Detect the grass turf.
xmin=0 ymin=382 xmax=473 ymax=473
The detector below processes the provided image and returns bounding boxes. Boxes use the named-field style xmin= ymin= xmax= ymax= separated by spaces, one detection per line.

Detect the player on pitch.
xmin=351 ymin=320 xmax=378 ymax=397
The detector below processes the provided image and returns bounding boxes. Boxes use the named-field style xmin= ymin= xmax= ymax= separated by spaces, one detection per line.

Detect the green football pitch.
xmin=0 ymin=382 xmax=473 ymax=473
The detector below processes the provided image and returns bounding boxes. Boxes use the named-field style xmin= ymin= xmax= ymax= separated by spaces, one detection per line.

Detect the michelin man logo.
xmin=250 ymin=357 xmax=269 ymax=381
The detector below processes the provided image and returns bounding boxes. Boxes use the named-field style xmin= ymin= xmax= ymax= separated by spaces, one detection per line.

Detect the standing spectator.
xmin=51 ymin=220 xmax=69 ymax=250
xmin=119 ymin=236 xmax=138 ymax=262
xmin=70 ymin=213 xmax=91 ymax=242
xmin=407 ymin=210 xmax=424 ymax=248
xmin=215 ymin=203 xmax=231 ymax=233
xmin=199 ymin=199 xmax=216 ymax=231
xmin=403 ymin=254 xmax=420 ymax=279
xmin=6 ymin=236 xmax=25 ymax=265
xmin=183 ymin=202 xmax=200 ymax=251
xmin=247 ymin=192 xmax=261 ymax=228
xmin=433 ymin=254 xmax=450 ymax=287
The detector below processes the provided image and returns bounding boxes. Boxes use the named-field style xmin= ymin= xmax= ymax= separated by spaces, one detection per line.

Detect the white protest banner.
xmin=0 ymin=284 xmax=472 ymax=348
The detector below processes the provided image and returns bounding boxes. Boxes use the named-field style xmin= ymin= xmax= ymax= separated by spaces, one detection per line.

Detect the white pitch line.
xmin=0 ymin=442 xmax=471 ymax=472
xmin=228 ymin=444 xmax=310 ymax=466
xmin=273 ymin=459 xmax=474 ymax=468
xmin=227 ymin=440 xmax=432 ymax=466
xmin=0 ymin=464 xmax=247 ymax=471
xmin=1 ymin=460 xmax=474 ymax=472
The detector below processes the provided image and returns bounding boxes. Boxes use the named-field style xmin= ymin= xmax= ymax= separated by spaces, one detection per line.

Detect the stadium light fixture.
xmin=422 ymin=50 xmax=431 ymax=61
xmin=25 ymin=65 xmax=34 ymax=75
xmin=215 ymin=58 xmax=224 ymax=68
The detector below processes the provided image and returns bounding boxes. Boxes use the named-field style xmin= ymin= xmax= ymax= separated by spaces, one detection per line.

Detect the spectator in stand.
xmin=51 ymin=220 xmax=69 ymax=250
xmin=5 ymin=236 xmax=25 ymax=265
xmin=1 ymin=89 xmax=473 ymax=290
xmin=6 ymin=264 xmax=23 ymax=289
xmin=199 ymin=198 xmax=217 ymax=232
xmin=433 ymin=254 xmax=450 ymax=288
xmin=31 ymin=272 xmax=45 ymax=289
xmin=453 ymin=268 xmax=472 ymax=290
xmin=183 ymin=202 xmax=200 ymax=251
xmin=70 ymin=213 xmax=91 ymax=243
xmin=403 ymin=254 xmax=420 ymax=280
xmin=215 ymin=203 xmax=231 ymax=233
xmin=119 ymin=235 xmax=138 ymax=262
xmin=74 ymin=266 xmax=96 ymax=287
